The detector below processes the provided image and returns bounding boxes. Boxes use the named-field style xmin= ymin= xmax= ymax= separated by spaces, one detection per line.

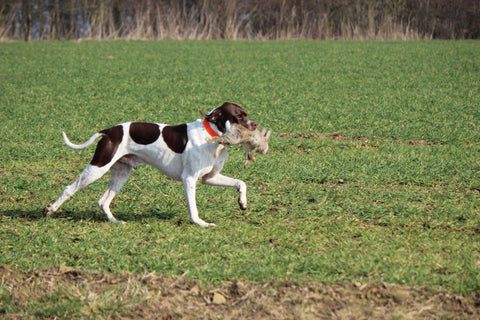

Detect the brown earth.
xmin=1 ymin=266 xmax=479 ymax=319
xmin=279 ymin=132 xmax=444 ymax=146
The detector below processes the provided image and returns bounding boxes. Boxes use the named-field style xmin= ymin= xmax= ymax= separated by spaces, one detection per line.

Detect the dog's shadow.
xmin=2 ymin=208 xmax=177 ymax=223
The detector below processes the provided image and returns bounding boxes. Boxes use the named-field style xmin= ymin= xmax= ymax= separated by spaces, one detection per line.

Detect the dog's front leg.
xmin=182 ymin=175 xmax=217 ymax=227
xmin=202 ymin=174 xmax=247 ymax=210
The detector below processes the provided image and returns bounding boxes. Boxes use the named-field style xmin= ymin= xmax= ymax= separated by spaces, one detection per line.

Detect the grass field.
xmin=1 ymin=40 xmax=479 ymax=318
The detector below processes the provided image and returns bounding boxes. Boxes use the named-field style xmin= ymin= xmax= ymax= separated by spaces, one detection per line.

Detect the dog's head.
xmin=200 ymin=102 xmax=257 ymax=133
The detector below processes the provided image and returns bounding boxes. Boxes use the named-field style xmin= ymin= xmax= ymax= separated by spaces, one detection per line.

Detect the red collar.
xmin=203 ymin=119 xmax=220 ymax=137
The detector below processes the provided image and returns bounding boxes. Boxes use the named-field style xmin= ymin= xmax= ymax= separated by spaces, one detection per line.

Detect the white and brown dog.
xmin=44 ymin=102 xmax=261 ymax=227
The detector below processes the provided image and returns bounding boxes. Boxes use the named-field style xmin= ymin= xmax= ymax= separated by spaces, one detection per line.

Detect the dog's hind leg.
xmin=98 ymin=162 xmax=132 ymax=224
xmin=44 ymin=164 xmax=111 ymax=217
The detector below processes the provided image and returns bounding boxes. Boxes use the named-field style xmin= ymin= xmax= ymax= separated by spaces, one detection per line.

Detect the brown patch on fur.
xmin=162 ymin=124 xmax=188 ymax=153
xmin=129 ymin=122 xmax=161 ymax=145
xmin=90 ymin=125 xmax=123 ymax=167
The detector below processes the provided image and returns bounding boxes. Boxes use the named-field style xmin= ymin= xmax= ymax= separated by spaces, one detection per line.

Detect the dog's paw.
xmin=109 ymin=218 xmax=126 ymax=225
xmin=238 ymin=199 xmax=247 ymax=210
xmin=43 ymin=205 xmax=54 ymax=217
xmin=191 ymin=219 xmax=216 ymax=228
xmin=204 ymin=222 xmax=216 ymax=228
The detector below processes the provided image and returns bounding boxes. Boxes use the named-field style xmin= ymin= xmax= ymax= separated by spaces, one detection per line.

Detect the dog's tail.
xmin=62 ymin=131 xmax=104 ymax=150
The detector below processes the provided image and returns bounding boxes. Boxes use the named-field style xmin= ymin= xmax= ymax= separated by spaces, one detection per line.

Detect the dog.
xmin=44 ymin=102 xmax=258 ymax=227
xmin=206 ymin=122 xmax=271 ymax=169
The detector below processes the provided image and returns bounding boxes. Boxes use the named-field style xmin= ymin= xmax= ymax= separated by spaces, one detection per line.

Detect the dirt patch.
xmin=1 ymin=266 xmax=479 ymax=319
xmin=279 ymin=132 xmax=363 ymax=142
xmin=406 ymin=139 xmax=443 ymax=146
xmin=279 ymin=132 xmax=443 ymax=146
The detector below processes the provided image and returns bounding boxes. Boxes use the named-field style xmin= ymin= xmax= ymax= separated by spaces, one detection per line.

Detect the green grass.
xmin=1 ymin=40 xmax=479 ymax=295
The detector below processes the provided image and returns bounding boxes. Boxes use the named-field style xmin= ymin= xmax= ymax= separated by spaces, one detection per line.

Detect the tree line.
xmin=1 ymin=0 xmax=479 ymax=41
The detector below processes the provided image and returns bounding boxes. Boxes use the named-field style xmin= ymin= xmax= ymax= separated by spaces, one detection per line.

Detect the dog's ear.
xmin=205 ymin=109 xmax=222 ymax=122
xmin=199 ymin=110 xmax=208 ymax=119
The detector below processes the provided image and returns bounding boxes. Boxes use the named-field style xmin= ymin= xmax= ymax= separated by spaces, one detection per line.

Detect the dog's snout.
xmin=250 ymin=121 xmax=258 ymax=130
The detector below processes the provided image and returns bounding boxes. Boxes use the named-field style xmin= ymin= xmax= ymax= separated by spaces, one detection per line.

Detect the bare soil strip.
xmin=1 ymin=266 xmax=478 ymax=319
xmin=279 ymin=132 xmax=444 ymax=146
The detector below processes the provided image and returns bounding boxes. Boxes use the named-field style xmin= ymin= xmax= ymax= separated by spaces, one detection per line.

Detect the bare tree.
xmin=0 ymin=0 xmax=478 ymax=40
